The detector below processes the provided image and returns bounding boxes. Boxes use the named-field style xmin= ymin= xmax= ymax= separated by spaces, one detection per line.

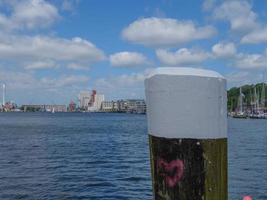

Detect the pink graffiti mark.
xmin=158 ymin=159 xmax=184 ymax=187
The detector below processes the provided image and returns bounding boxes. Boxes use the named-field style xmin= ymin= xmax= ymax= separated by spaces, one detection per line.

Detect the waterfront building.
xmin=78 ymin=91 xmax=91 ymax=109
xmin=125 ymin=99 xmax=146 ymax=114
xmin=102 ymin=99 xmax=146 ymax=114
xmin=68 ymin=101 xmax=77 ymax=112
xmin=101 ymin=101 xmax=113 ymax=112
xmin=88 ymin=92 xmax=105 ymax=112
xmin=22 ymin=105 xmax=43 ymax=112
xmin=94 ymin=94 xmax=105 ymax=111
xmin=101 ymin=101 xmax=119 ymax=112
xmin=117 ymin=100 xmax=128 ymax=112
xmin=79 ymin=90 xmax=104 ymax=111
xmin=113 ymin=101 xmax=119 ymax=111
xmin=45 ymin=105 xmax=67 ymax=112
xmin=135 ymin=100 xmax=146 ymax=114
xmin=1 ymin=101 xmax=17 ymax=112
xmin=22 ymin=105 xmax=67 ymax=112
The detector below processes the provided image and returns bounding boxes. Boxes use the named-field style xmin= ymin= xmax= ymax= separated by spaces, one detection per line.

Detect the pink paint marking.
xmin=158 ymin=159 xmax=184 ymax=187
xmin=243 ymin=196 xmax=252 ymax=200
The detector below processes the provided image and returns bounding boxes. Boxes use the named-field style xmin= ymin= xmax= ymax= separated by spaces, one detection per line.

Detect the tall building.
xmin=79 ymin=90 xmax=104 ymax=111
xmin=68 ymin=101 xmax=77 ymax=112
xmin=95 ymin=94 xmax=105 ymax=110
xmin=88 ymin=90 xmax=104 ymax=111
xmin=78 ymin=91 xmax=91 ymax=109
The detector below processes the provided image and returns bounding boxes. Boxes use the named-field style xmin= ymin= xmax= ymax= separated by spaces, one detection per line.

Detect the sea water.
xmin=0 ymin=113 xmax=266 ymax=199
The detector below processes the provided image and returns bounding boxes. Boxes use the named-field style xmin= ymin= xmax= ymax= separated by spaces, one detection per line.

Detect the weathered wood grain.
xmin=149 ymin=135 xmax=227 ymax=200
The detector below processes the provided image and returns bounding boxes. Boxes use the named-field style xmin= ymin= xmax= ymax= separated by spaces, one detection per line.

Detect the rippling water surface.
xmin=0 ymin=113 xmax=266 ymax=199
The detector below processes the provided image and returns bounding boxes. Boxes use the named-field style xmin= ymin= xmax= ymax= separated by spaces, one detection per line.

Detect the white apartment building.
xmin=88 ymin=94 xmax=104 ymax=111
xmin=78 ymin=91 xmax=91 ymax=109
xmin=79 ymin=90 xmax=104 ymax=111
xmin=101 ymin=101 xmax=113 ymax=111
xmin=101 ymin=101 xmax=119 ymax=112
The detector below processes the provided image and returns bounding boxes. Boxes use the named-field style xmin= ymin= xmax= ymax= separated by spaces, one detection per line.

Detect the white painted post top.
xmin=146 ymin=67 xmax=225 ymax=79
xmin=145 ymin=67 xmax=227 ymax=139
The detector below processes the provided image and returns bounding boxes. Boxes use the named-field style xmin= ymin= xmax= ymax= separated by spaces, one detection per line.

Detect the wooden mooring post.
xmin=145 ymin=67 xmax=227 ymax=200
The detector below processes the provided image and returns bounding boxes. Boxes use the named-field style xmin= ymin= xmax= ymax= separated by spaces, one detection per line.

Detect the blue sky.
xmin=1 ymin=0 xmax=267 ymax=104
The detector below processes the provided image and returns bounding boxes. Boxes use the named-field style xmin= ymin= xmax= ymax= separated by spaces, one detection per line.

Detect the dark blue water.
xmin=0 ymin=113 xmax=266 ymax=200
xmin=228 ymin=118 xmax=267 ymax=200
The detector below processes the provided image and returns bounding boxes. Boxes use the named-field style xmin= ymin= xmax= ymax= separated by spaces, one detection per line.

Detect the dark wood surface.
xmin=149 ymin=135 xmax=227 ymax=200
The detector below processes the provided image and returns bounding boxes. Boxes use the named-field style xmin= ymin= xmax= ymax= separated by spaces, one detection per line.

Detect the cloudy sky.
xmin=1 ymin=0 xmax=267 ymax=104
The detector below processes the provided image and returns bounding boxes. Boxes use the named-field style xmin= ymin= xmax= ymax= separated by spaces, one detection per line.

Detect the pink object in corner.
xmin=243 ymin=195 xmax=252 ymax=200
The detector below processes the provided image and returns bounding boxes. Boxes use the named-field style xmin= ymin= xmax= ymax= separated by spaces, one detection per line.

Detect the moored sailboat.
xmin=249 ymin=83 xmax=267 ymax=119
xmin=233 ymin=87 xmax=247 ymax=118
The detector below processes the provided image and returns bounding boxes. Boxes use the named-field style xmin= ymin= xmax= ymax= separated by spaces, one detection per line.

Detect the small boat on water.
xmin=249 ymin=112 xmax=266 ymax=119
xmin=233 ymin=112 xmax=247 ymax=118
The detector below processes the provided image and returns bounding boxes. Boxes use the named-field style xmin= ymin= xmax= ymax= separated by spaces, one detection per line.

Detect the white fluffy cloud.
xmin=241 ymin=27 xmax=267 ymax=44
xmin=211 ymin=44 xmax=267 ymax=69
xmin=156 ymin=48 xmax=210 ymax=65
xmin=212 ymin=1 xmax=267 ymax=44
xmin=41 ymin=75 xmax=90 ymax=88
xmin=0 ymin=35 xmax=105 ymax=70
xmin=211 ymin=1 xmax=267 ymax=44
xmin=67 ymin=63 xmax=89 ymax=70
xmin=24 ymin=60 xmax=57 ymax=70
xmin=0 ymin=0 xmax=60 ymax=31
xmin=226 ymin=71 xmax=263 ymax=88
xmin=235 ymin=51 xmax=267 ymax=69
xmin=93 ymin=69 xmax=154 ymax=99
xmin=0 ymin=0 xmax=102 ymax=104
xmin=0 ymin=0 xmax=105 ymax=71
xmin=109 ymin=51 xmax=150 ymax=67
xmin=0 ymin=69 xmax=90 ymax=104
xmin=94 ymin=72 xmax=146 ymax=89
xmin=0 ymin=69 xmax=89 ymax=90
xmin=212 ymin=42 xmax=236 ymax=58
xmin=213 ymin=0 xmax=258 ymax=33
xmin=122 ymin=17 xmax=216 ymax=47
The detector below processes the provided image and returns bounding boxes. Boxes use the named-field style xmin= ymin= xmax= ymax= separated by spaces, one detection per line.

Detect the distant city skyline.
xmin=1 ymin=0 xmax=267 ymax=104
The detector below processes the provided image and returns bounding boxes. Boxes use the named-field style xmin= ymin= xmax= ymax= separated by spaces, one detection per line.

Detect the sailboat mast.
xmin=231 ymin=98 xmax=233 ymax=112
xmin=255 ymin=87 xmax=260 ymax=112
xmin=240 ymin=87 xmax=243 ymax=113
xmin=2 ymin=84 xmax=5 ymax=106
xmin=261 ymin=81 xmax=265 ymax=109
xmin=249 ymin=89 xmax=253 ymax=112
xmin=254 ymin=87 xmax=257 ymax=112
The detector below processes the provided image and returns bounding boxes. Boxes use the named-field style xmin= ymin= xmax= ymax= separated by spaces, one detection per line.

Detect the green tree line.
xmin=227 ymin=83 xmax=267 ymax=111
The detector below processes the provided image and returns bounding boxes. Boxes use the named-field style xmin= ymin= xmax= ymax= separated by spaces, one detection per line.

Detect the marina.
xmin=229 ymin=82 xmax=267 ymax=119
